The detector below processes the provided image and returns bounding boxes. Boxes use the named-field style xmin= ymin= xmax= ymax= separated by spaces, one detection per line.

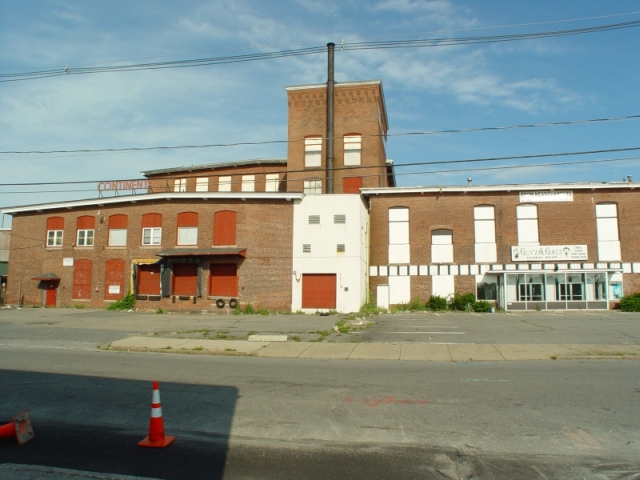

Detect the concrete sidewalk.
xmin=109 ymin=336 xmax=640 ymax=361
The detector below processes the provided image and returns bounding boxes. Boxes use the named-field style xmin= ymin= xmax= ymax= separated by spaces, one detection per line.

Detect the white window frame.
xmin=174 ymin=178 xmax=187 ymax=192
xmin=304 ymin=179 xmax=322 ymax=195
xmin=76 ymin=229 xmax=94 ymax=246
xmin=241 ymin=175 xmax=255 ymax=192
xmin=195 ymin=177 xmax=209 ymax=192
xmin=474 ymin=205 xmax=497 ymax=263
xmin=265 ymin=174 xmax=279 ymax=192
xmin=47 ymin=230 xmax=63 ymax=247
xmin=516 ymin=204 xmax=539 ymax=246
xmin=431 ymin=230 xmax=453 ymax=264
xmin=343 ymin=135 xmax=362 ymax=166
xmin=142 ymin=227 xmax=161 ymax=246
xmin=218 ymin=176 xmax=231 ymax=192
xmin=177 ymin=227 xmax=198 ymax=246
xmin=304 ymin=137 xmax=322 ymax=167
xmin=108 ymin=229 xmax=127 ymax=247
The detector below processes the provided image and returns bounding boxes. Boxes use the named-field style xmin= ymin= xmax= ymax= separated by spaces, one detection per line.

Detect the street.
xmin=1 ymin=341 xmax=639 ymax=479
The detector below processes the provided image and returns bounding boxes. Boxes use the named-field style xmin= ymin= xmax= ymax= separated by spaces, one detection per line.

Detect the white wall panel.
xmin=598 ymin=241 xmax=621 ymax=261
xmin=389 ymin=208 xmax=409 ymax=222
xmin=596 ymin=203 xmax=617 ymax=217
xmin=474 ymin=206 xmax=495 ymax=220
xmin=389 ymin=244 xmax=410 ymax=264
xmin=475 ymin=243 xmax=497 ymax=263
xmin=596 ymin=218 xmax=619 ymax=241
xmin=432 ymin=244 xmax=453 ymax=263
xmin=389 ymin=222 xmax=409 ymax=244
xmin=474 ymin=221 xmax=496 ymax=243
xmin=517 ymin=219 xmax=539 ymax=245
xmin=369 ymin=266 xmax=378 ymax=277
xmin=376 ymin=284 xmax=389 ymax=309
xmin=389 ymin=276 xmax=410 ymax=304
xmin=432 ymin=276 xmax=454 ymax=299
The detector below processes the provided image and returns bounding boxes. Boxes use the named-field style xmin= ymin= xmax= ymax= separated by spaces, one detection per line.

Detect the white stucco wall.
xmin=292 ymin=195 xmax=368 ymax=313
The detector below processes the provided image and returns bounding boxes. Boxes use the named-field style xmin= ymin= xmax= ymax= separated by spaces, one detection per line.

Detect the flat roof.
xmin=0 ymin=191 xmax=304 ymax=215
xmin=142 ymin=158 xmax=287 ymax=177
xmin=361 ymin=181 xmax=638 ymax=196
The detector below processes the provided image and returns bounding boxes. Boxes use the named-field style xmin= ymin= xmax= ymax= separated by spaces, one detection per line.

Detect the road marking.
xmin=345 ymin=396 xmax=429 ymax=407
xmin=402 ymin=326 xmax=459 ymax=328
xmin=461 ymin=378 xmax=508 ymax=382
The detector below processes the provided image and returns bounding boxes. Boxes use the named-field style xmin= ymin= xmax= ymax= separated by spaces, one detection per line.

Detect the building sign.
xmin=98 ymin=180 xmax=149 ymax=193
xmin=63 ymin=257 xmax=74 ymax=266
xmin=519 ymin=190 xmax=573 ymax=203
xmin=108 ymin=284 xmax=121 ymax=294
xmin=511 ymin=245 xmax=588 ymax=262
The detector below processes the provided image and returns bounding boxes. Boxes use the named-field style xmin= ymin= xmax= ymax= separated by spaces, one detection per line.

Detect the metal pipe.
xmin=326 ymin=42 xmax=335 ymax=194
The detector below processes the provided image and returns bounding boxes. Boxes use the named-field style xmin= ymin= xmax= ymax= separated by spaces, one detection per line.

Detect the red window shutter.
xmin=214 ymin=211 xmax=237 ymax=245
xmin=141 ymin=213 xmax=162 ymax=228
xmin=109 ymin=214 xmax=128 ymax=229
xmin=47 ymin=217 xmax=64 ymax=230
xmin=77 ymin=216 xmax=95 ymax=229
xmin=137 ymin=264 xmax=161 ymax=295
xmin=177 ymin=212 xmax=198 ymax=227
xmin=343 ymin=177 xmax=363 ymax=194
xmin=104 ymin=259 xmax=125 ymax=300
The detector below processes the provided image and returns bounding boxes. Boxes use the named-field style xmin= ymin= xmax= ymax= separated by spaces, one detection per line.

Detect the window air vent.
xmin=308 ymin=215 xmax=320 ymax=225
xmin=337 ymin=244 xmax=345 ymax=253
xmin=334 ymin=214 xmax=346 ymax=224
xmin=303 ymin=244 xmax=311 ymax=253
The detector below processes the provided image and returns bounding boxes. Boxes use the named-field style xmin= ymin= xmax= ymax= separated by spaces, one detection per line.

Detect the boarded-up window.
xmin=72 ymin=259 xmax=92 ymax=299
xmin=343 ymin=135 xmax=361 ymax=166
xmin=104 ymin=259 xmax=125 ymax=300
xmin=302 ymin=274 xmax=336 ymax=309
xmin=305 ymin=137 xmax=322 ymax=167
xmin=388 ymin=207 xmax=410 ymax=264
xmin=174 ymin=178 xmax=187 ymax=192
xmin=196 ymin=177 xmax=209 ymax=192
xmin=241 ymin=175 xmax=255 ymax=192
xmin=108 ymin=214 xmax=128 ymax=246
xmin=474 ymin=205 xmax=496 ymax=263
xmin=177 ymin=212 xmax=198 ymax=246
xmin=343 ymin=177 xmax=363 ymax=194
xmin=596 ymin=203 xmax=621 ymax=261
xmin=142 ymin=213 xmax=162 ymax=228
xmin=141 ymin=213 xmax=162 ymax=245
xmin=46 ymin=217 xmax=64 ymax=246
xmin=173 ymin=263 xmax=198 ymax=296
xmin=214 ymin=211 xmax=236 ymax=246
xmin=137 ymin=264 xmax=161 ymax=295
xmin=517 ymin=204 xmax=539 ymax=245
xmin=209 ymin=263 xmax=238 ymax=296
xmin=218 ymin=176 xmax=232 ymax=192
xmin=432 ymin=230 xmax=453 ymax=264
xmin=265 ymin=174 xmax=279 ymax=192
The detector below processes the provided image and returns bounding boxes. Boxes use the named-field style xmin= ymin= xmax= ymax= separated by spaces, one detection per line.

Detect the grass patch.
xmin=335 ymin=319 xmax=350 ymax=333
xmin=73 ymin=303 xmax=85 ymax=309
xmin=295 ymin=310 xmax=304 ymax=315
xmin=289 ymin=335 xmax=300 ymax=342
xmin=215 ymin=332 xmax=229 ymax=339
xmin=155 ymin=308 xmax=166 ymax=314
xmin=106 ymin=294 xmax=136 ymax=311
xmin=225 ymin=348 xmax=236 ymax=352
xmin=257 ymin=308 xmax=269 ymax=316
xmin=192 ymin=346 xmax=204 ymax=351
xmin=310 ymin=330 xmax=330 ymax=342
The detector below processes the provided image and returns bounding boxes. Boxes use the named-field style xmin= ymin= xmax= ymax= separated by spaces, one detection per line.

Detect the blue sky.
xmin=1 ymin=0 xmax=639 ymax=225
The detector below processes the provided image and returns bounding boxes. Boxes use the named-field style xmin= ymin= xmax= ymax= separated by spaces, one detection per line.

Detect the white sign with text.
xmin=511 ymin=245 xmax=588 ymax=262
xmin=519 ymin=191 xmax=573 ymax=203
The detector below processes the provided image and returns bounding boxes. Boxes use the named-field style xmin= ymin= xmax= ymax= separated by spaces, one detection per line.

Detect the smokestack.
xmin=326 ymin=43 xmax=335 ymax=194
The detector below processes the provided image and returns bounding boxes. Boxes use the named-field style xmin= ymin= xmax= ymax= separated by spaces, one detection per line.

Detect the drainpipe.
xmin=326 ymin=42 xmax=335 ymax=194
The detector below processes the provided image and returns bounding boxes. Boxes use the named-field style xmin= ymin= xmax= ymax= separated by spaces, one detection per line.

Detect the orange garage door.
xmin=302 ymin=274 xmax=336 ymax=309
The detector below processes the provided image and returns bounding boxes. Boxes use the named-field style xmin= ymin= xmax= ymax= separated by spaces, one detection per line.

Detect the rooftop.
xmin=141 ymin=158 xmax=287 ymax=177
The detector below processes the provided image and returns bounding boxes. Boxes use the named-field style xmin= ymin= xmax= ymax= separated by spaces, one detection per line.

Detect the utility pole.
xmin=326 ymin=42 xmax=335 ymax=194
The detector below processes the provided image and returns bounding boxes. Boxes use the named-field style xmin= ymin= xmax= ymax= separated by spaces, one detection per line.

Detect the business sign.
xmin=98 ymin=180 xmax=149 ymax=192
xmin=63 ymin=257 xmax=74 ymax=266
xmin=108 ymin=285 xmax=121 ymax=294
xmin=511 ymin=245 xmax=588 ymax=262
xmin=519 ymin=191 xmax=573 ymax=203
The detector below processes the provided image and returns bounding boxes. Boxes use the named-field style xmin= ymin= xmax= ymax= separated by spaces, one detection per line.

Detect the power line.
xmin=1 ymin=114 xmax=638 ymax=157
xmin=2 ymin=19 xmax=639 ymax=83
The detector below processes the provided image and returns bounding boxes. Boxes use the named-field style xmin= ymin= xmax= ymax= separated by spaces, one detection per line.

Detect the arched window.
xmin=595 ymin=202 xmax=621 ymax=261
xmin=46 ymin=217 xmax=64 ymax=247
xmin=141 ymin=213 xmax=162 ymax=245
xmin=432 ymin=229 xmax=453 ymax=264
xmin=304 ymin=136 xmax=322 ymax=167
xmin=343 ymin=134 xmax=361 ymax=166
xmin=72 ymin=259 xmax=92 ymax=299
xmin=516 ymin=204 xmax=539 ymax=246
xmin=76 ymin=216 xmax=95 ymax=246
xmin=214 ymin=211 xmax=237 ymax=246
xmin=108 ymin=214 xmax=128 ymax=246
xmin=177 ymin=212 xmax=198 ymax=245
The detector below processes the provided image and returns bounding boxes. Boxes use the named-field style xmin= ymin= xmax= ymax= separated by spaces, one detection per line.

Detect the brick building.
xmin=364 ymin=184 xmax=640 ymax=311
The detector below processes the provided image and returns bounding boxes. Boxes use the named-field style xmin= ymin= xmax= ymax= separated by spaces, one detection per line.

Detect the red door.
xmin=173 ymin=264 xmax=198 ymax=296
xmin=302 ymin=274 xmax=336 ymax=309
xmin=73 ymin=260 xmax=92 ymax=299
xmin=45 ymin=281 xmax=58 ymax=306
xmin=138 ymin=264 xmax=161 ymax=295
xmin=104 ymin=259 xmax=125 ymax=300
xmin=210 ymin=264 xmax=238 ymax=296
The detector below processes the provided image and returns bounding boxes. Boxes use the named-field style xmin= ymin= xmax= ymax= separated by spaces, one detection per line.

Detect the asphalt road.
xmin=1 ymin=345 xmax=639 ymax=479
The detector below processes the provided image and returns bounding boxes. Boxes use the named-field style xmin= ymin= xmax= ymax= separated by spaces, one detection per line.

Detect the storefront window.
xmin=609 ymin=272 xmax=623 ymax=300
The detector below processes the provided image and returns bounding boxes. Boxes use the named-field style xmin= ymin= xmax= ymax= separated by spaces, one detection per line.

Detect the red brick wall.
xmin=286 ymin=83 xmax=389 ymax=193
xmin=7 ymin=199 xmax=294 ymax=311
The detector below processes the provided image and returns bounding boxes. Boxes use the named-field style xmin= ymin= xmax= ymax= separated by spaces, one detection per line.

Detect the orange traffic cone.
xmin=0 ymin=410 xmax=34 ymax=445
xmin=138 ymin=381 xmax=175 ymax=448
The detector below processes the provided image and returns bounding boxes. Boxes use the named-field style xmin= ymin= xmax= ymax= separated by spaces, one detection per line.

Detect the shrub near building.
xmin=620 ymin=292 xmax=640 ymax=312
